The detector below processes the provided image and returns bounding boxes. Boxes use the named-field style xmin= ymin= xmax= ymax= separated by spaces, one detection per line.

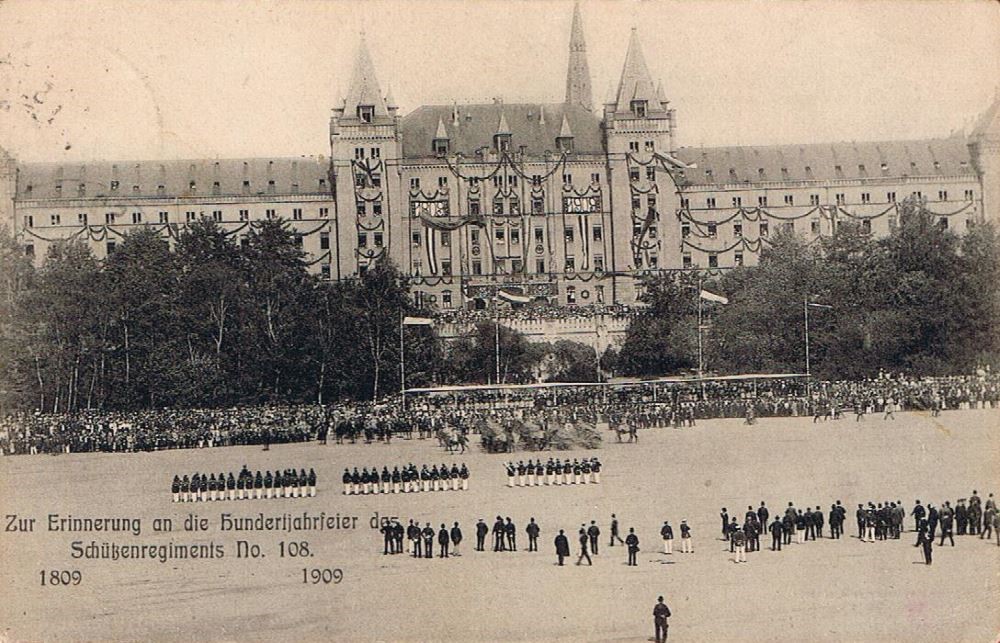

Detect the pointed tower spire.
xmin=614 ymin=28 xmax=658 ymax=114
xmin=434 ymin=117 xmax=449 ymax=140
xmin=564 ymin=1 xmax=593 ymax=111
xmin=496 ymin=110 xmax=511 ymax=134
xmin=656 ymin=80 xmax=668 ymax=108
xmin=451 ymin=102 xmax=460 ymax=126
xmin=558 ymin=114 xmax=574 ymax=139
xmin=385 ymin=82 xmax=397 ymax=111
xmin=539 ymin=105 xmax=546 ymax=126
xmin=343 ymin=32 xmax=389 ymax=120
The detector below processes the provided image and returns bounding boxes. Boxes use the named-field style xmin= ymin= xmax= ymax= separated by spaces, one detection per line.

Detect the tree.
xmin=443 ymin=322 xmax=542 ymax=385
xmin=616 ymin=271 xmax=700 ymax=376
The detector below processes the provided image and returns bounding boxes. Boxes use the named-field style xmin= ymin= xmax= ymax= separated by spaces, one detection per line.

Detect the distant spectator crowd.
xmin=2 ymin=370 xmax=996 ymax=456
xmin=435 ymin=303 xmax=635 ymax=326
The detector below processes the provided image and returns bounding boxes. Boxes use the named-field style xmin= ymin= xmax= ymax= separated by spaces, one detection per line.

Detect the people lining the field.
xmin=2 ymin=371 xmax=996 ymax=456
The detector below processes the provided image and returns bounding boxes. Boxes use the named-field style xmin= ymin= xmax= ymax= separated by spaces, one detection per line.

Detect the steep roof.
xmin=342 ymin=34 xmax=389 ymax=119
xmin=613 ymin=28 xmax=661 ymax=114
xmin=672 ymin=137 xmax=975 ymax=187
xmin=401 ymin=103 xmax=603 ymax=158
xmin=15 ymin=157 xmax=332 ymax=200
xmin=564 ymin=1 xmax=593 ymax=111
xmin=971 ymin=91 xmax=1000 ymax=141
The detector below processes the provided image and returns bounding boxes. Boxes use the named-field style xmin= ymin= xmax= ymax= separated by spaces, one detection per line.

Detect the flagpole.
xmin=697 ymin=274 xmax=705 ymax=401
xmin=804 ymin=295 xmax=810 ymax=378
xmin=495 ymin=288 xmax=501 ymax=385
xmin=399 ymin=309 xmax=406 ymax=410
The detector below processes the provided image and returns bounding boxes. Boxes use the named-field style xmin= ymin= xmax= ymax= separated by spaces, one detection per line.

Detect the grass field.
xmin=1 ymin=409 xmax=999 ymax=642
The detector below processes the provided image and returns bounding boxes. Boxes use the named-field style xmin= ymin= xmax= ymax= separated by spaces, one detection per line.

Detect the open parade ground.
xmin=2 ymin=408 xmax=999 ymax=642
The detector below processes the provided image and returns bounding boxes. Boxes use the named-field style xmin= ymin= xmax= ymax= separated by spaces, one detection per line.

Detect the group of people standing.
xmin=504 ymin=457 xmax=601 ymax=487
xmin=171 ymin=465 xmax=316 ymax=502
xmin=342 ymin=462 xmax=469 ymax=495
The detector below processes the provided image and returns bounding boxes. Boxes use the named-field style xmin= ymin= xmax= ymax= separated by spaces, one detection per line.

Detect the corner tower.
xmin=330 ymin=33 xmax=401 ymax=278
xmin=969 ymin=90 xmax=1000 ymax=224
xmin=0 ymin=146 xmax=15 ymax=237
xmin=564 ymin=2 xmax=593 ymax=111
xmin=604 ymin=29 xmax=684 ymax=301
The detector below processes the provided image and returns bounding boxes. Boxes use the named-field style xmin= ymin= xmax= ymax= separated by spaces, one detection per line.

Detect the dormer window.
xmin=630 ymin=100 xmax=647 ymax=117
xmin=433 ymin=139 xmax=449 ymax=156
xmin=357 ymin=105 xmax=375 ymax=123
xmin=494 ymin=133 xmax=512 ymax=153
xmin=556 ymin=136 xmax=574 ymax=153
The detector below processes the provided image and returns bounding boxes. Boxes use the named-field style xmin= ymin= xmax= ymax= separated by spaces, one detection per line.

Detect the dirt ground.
xmin=1 ymin=409 xmax=998 ymax=642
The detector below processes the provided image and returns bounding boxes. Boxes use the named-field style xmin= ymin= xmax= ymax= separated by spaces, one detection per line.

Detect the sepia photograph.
xmin=1 ymin=0 xmax=998 ymax=640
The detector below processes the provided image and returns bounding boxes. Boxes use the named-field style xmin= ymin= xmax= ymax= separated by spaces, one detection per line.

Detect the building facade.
xmin=2 ymin=4 xmax=998 ymax=311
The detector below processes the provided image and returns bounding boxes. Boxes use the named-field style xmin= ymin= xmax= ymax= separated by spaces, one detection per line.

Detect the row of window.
xmin=627 ymin=140 xmax=658 ymax=153
xmin=699 ymin=160 xmax=970 ymax=182
xmin=407 ymin=172 xmax=603 ymax=192
xmin=411 ymin=254 xmax=607 ymax=277
xmin=683 ymin=189 xmax=975 ymax=210
xmin=22 ymin=207 xmax=330 ymax=228
xmin=26 ymin=179 xmax=329 ymax=197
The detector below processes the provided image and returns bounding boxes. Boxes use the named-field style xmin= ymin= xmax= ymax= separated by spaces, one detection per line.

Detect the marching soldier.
xmin=171 ymin=475 xmax=180 ymax=503
xmin=680 ymin=520 xmax=693 ymax=553
xmin=576 ymin=528 xmax=592 ymax=566
xmin=460 ymin=463 xmax=469 ymax=491
xmin=610 ymin=514 xmax=625 ymax=547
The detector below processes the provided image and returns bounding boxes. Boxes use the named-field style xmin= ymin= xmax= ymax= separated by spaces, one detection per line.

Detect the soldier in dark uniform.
xmin=856 ymin=504 xmax=865 ymax=540
xmin=180 ymin=475 xmax=190 ymax=502
xmin=728 ymin=519 xmax=739 ymax=553
xmin=526 ymin=518 xmax=540 ymax=551
xmin=476 ymin=519 xmax=488 ymax=551
xmin=407 ymin=520 xmax=420 ymax=556
xmin=308 ymin=468 xmax=317 ymax=497
xmin=803 ymin=507 xmax=814 ymax=540
xmin=493 ymin=516 xmax=506 ymax=552
xmin=829 ymin=504 xmax=841 ymax=539
xmin=422 ymin=522 xmax=435 ymax=558
xmin=626 ymin=528 xmax=640 ymax=566
xmin=769 ymin=517 xmax=783 ymax=551
xmin=438 ymin=524 xmax=450 ymax=558
xmin=171 ymin=475 xmax=181 ymax=503
xmin=555 ymin=529 xmax=570 ymax=566
xmin=505 ymin=517 xmax=517 ymax=551
xmin=381 ymin=521 xmax=393 ymax=555
xmin=610 ymin=514 xmax=624 ymax=546
xmin=757 ymin=502 xmax=769 ymax=535
xmin=927 ymin=504 xmax=939 ymax=540
xmin=813 ymin=507 xmax=824 ymax=540
xmin=576 ymin=528 xmax=592 ymax=566
xmin=911 ymin=500 xmax=926 ymax=533
xmin=587 ymin=521 xmax=600 ymax=555
xmin=393 ymin=520 xmax=404 ymax=554
xmin=720 ymin=508 xmax=730 ymax=541
xmin=451 ymin=522 xmax=463 ymax=556
xmin=915 ymin=521 xmax=933 ymax=565
xmin=955 ymin=499 xmax=968 ymax=536
xmin=938 ymin=503 xmax=955 ymax=546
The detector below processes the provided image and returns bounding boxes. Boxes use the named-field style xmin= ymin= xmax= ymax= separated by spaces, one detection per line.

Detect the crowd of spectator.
xmin=434 ymin=303 xmax=635 ymax=326
xmin=2 ymin=370 xmax=996 ymax=456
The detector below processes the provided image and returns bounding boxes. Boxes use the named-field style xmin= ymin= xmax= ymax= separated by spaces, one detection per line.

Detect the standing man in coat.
xmin=653 ymin=596 xmax=671 ymax=643
xmin=554 ymin=529 xmax=570 ymax=566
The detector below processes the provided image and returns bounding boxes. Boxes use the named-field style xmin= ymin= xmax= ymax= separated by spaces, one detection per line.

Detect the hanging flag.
xmin=699 ymin=290 xmax=729 ymax=305
xmin=497 ymin=290 xmax=531 ymax=304
xmin=402 ymin=316 xmax=434 ymax=326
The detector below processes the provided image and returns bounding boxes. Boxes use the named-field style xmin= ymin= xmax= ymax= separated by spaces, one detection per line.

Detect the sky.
xmin=0 ymin=0 xmax=997 ymax=163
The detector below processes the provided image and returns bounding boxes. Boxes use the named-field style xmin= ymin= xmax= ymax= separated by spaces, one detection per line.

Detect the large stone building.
xmin=2 ymin=3 xmax=998 ymax=312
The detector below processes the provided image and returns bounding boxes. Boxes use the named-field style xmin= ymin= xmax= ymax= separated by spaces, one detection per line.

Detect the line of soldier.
xmin=171 ymin=465 xmax=316 ymax=502
xmin=504 ymin=457 xmax=602 ymax=487
xmin=342 ymin=463 xmax=469 ymax=495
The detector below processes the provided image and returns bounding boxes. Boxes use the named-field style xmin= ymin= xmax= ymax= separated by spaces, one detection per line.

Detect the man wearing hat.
xmin=653 ymin=596 xmax=671 ymax=643
xmin=680 ymin=520 xmax=693 ymax=553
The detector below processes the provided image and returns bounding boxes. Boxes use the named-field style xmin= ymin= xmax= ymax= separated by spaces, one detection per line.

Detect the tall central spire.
xmin=343 ymin=32 xmax=389 ymax=120
xmin=614 ymin=27 xmax=658 ymax=113
xmin=564 ymin=2 xmax=593 ymax=111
